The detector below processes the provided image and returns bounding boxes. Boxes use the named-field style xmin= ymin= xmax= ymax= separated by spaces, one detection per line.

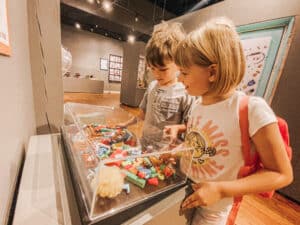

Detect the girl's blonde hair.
xmin=175 ymin=17 xmax=246 ymax=95
xmin=146 ymin=22 xmax=186 ymax=67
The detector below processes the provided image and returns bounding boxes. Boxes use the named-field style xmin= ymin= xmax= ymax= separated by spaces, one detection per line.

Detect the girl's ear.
xmin=208 ymin=64 xmax=217 ymax=82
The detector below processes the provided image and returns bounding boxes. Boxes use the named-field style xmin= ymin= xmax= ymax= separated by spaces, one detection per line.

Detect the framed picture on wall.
xmin=0 ymin=0 xmax=11 ymax=56
xmin=236 ymin=16 xmax=294 ymax=103
xmin=108 ymin=54 xmax=123 ymax=82
xmin=100 ymin=58 xmax=108 ymax=70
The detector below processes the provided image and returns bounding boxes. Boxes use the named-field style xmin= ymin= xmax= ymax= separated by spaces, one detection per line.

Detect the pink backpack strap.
xmin=239 ymin=95 xmax=253 ymax=167
xmin=226 ymin=95 xmax=255 ymax=225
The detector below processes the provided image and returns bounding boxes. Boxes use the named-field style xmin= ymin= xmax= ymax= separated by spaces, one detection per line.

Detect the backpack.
xmin=226 ymin=95 xmax=292 ymax=225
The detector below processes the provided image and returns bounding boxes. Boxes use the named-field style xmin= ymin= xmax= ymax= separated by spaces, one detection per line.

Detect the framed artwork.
xmin=108 ymin=54 xmax=123 ymax=82
xmin=0 ymin=0 xmax=11 ymax=56
xmin=100 ymin=58 xmax=108 ymax=70
xmin=236 ymin=17 xmax=295 ymax=103
xmin=137 ymin=55 xmax=147 ymax=89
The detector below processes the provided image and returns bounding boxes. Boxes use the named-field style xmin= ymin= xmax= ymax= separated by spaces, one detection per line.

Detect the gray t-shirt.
xmin=139 ymin=80 xmax=195 ymax=150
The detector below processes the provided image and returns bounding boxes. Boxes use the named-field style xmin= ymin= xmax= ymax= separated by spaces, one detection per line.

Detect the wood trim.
xmin=0 ymin=0 xmax=11 ymax=56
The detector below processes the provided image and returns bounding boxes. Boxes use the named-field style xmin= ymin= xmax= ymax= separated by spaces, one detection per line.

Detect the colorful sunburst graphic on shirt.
xmin=185 ymin=129 xmax=216 ymax=165
xmin=182 ymin=116 xmax=229 ymax=179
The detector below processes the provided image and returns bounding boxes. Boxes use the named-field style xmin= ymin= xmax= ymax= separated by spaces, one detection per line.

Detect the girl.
xmin=166 ymin=17 xmax=293 ymax=225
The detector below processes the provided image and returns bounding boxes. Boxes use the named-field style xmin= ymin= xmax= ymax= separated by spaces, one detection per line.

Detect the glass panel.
xmin=62 ymin=103 xmax=193 ymax=223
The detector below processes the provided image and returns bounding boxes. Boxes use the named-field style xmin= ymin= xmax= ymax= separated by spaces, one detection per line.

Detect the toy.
xmin=96 ymin=166 xmax=124 ymax=198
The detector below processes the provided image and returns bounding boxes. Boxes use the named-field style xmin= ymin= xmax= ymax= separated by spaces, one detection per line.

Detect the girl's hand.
xmin=181 ymin=182 xmax=223 ymax=209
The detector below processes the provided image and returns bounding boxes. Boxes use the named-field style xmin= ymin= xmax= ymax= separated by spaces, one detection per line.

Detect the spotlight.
xmin=128 ymin=34 xmax=135 ymax=44
xmin=75 ymin=22 xmax=81 ymax=29
xmin=103 ymin=0 xmax=112 ymax=12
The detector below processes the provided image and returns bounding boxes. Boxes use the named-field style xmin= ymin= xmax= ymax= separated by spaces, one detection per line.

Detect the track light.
xmin=128 ymin=34 xmax=136 ymax=44
xmin=75 ymin=22 xmax=81 ymax=29
xmin=103 ymin=0 xmax=113 ymax=12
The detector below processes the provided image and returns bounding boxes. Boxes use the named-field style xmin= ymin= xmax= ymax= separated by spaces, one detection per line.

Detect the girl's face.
xmin=178 ymin=64 xmax=213 ymax=96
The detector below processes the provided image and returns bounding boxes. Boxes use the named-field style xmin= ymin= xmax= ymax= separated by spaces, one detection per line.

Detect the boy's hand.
xmin=163 ymin=125 xmax=179 ymax=144
xmin=116 ymin=122 xmax=127 ymax=128
xmin=181 ymin=182 xmax=223 ymax=209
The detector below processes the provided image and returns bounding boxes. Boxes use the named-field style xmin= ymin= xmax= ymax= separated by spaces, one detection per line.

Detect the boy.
xmin=121 ymin=22 xmax=195 ymax=151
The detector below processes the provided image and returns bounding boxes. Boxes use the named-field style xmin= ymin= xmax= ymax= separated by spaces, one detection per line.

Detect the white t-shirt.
xmin=181 ymin=91 xmax=277 ymax=212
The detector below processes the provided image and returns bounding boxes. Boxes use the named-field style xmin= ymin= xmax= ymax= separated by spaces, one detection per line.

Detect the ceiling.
xmin=60 ymin=0 xmax=223 ymax=42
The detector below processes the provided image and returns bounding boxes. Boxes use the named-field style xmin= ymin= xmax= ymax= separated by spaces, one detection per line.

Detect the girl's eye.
xmin=181 ymin=72 xmax=188 ymax=76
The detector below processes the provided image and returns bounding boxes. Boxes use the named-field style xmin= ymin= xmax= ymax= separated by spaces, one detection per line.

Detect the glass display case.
xmin=62 ymin=103 xmax=193 ymax=224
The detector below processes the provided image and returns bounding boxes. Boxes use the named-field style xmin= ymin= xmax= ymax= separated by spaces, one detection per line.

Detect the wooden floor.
xmin=64 ymin=92 xmax=300 ymax=225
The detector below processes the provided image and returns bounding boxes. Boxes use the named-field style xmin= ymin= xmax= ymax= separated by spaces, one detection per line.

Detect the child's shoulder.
xmin=147 ymin=80 xmax=158 ymax=90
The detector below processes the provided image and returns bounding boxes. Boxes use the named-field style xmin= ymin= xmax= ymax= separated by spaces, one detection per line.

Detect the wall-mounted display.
xmin=0 ymin=0 xmax=11 ymax=56
xmin=236 ymin=17 xmax=295 ymax=103
xmin=108 ymin=54 xmax=123 ymax=82
xmin=100 ymin=58 xmax=108 ymax=71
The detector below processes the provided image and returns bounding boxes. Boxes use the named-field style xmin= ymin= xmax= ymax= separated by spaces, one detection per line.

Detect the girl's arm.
xmin=181 ymin=123 xmax=293 ymax=208
xmin=219 ymin=122 xmax=293 ymax=196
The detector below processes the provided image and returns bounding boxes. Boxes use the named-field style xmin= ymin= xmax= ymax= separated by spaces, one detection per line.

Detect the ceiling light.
xmin=75 ymin=22 xmax=81 ymax=29
xmin=128 ymin=34 xmax=136 ymax=44
xmin=87 ymin=0 xmax=95 ymax=4
xmin=135 ymin=16 xmax=139 ymax=22
xmin=102 ymin=1 xmax=112 ymax=12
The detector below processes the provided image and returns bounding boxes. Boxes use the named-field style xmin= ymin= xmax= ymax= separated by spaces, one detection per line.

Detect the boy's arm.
xmin=181 ymin=123 xmax=293 ymax=208
xmin=118 ymin=110 xmax=145 ymax=128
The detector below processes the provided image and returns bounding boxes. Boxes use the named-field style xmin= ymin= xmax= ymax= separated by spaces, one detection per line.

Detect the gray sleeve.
xmin=139 ymin=89 xmax=148 ymax=113
xmin=181 ymin=94 xmax=196 ymax=124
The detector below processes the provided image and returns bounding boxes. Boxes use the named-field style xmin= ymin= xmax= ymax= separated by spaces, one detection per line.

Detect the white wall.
xmin=0 ymin=0 xmax=36 ymax=224
xmin=61 ymin=24 xmax=124 ymax=92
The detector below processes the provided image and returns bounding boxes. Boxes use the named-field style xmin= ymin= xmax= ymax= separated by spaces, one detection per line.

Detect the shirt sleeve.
xmin=139 ymin=89 xmax=148 ymax=113
xmin=248 ymin=96 xmax=277 ymax=137
xmin=181 ymin=93 xmax=196 ymax=124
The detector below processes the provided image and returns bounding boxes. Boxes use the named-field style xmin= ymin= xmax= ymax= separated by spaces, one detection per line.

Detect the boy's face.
xmin=148 ymin=61 xmax=178 ymax=86
xmin=178 ymin=64 xmax=213 ymax=96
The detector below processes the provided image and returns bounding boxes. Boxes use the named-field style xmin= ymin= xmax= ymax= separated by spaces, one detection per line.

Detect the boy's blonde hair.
xmin=146 ymin=22 xmax=186 ymax=67
xmin=175 ymin=17 xmax=246 ymax=95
